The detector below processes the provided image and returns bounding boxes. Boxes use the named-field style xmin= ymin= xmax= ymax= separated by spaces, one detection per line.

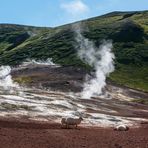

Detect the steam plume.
xmin=22 ymin=58 xmax=59 ymax=67
xmin=73 ymin=24 xmax=115 ymax=99
xmin=0 ymin=66 xmax=18 ymax=90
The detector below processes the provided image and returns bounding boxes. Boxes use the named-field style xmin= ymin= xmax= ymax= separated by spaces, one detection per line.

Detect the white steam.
xmin=73 ymin=24 xmax=115 ymax=99
xmin=0 ymin=66 xmax=18 ymax=90
xmin=21 ymin=58 xmax=59 ymax=67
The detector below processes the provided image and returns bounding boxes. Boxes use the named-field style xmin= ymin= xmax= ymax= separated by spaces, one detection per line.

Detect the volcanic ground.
xmin=0 ymin=63 xmax=148 ymax=148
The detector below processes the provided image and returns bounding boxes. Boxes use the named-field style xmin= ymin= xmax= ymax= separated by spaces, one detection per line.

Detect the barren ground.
xmin=0 ymin=64 xmax=147 ymax=148
xmin=0 ymin=117 xmax=148 ymax=148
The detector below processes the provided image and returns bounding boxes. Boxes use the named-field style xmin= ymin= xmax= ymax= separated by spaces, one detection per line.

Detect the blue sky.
xmin=0 ymin=0 xmax=148 ymax=27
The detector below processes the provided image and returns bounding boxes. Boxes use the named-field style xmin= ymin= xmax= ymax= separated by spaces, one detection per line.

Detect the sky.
xmin=0 ymin=0 xmax=148 ymax=27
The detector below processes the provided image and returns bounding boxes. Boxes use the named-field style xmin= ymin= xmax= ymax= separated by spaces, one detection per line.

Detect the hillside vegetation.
xmin=0 ymin=11 xmax=148 ymax=91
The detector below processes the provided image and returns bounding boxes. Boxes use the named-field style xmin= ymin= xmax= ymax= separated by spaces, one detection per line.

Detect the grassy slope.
xmin=0 ymin=11 xmax=148 ymax=91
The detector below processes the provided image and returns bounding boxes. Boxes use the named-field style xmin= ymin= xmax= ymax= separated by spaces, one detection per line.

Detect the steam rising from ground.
xmin=21 ymin=58 xmax=59 ymax=67
xmin=0 ymin=59 xmax=59 ymax=91
xmin=73 ymin=24 xmax=115 ymax=99
xmin=0 ymin=66 xmax=18 ymax=90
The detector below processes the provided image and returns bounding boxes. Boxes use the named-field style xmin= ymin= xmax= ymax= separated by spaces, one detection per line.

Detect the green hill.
xmin=0 ymin=11 xmax=148 ymax=91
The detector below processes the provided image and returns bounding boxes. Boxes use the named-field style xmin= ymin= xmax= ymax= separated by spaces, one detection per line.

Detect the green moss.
xmin=1 ymin=102 xmax=18 ymax=110
xmin=132 ymin=98 xmax=148 ymax=105
xmin=0 ymin=102 xmax=34 ymax=111
xmin=14 ymin=76 xmax=32 ymax=84
xmin=19 ymin=105 xmax=35 ymax=110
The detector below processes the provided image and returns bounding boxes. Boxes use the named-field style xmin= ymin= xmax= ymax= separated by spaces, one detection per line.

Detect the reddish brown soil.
xmin=0 ymin=118 xmax=147 ymax=148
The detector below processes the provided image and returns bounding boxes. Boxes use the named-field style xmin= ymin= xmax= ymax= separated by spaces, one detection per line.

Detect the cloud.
xmin=61 ymin=0 xmax=89 ymax=16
